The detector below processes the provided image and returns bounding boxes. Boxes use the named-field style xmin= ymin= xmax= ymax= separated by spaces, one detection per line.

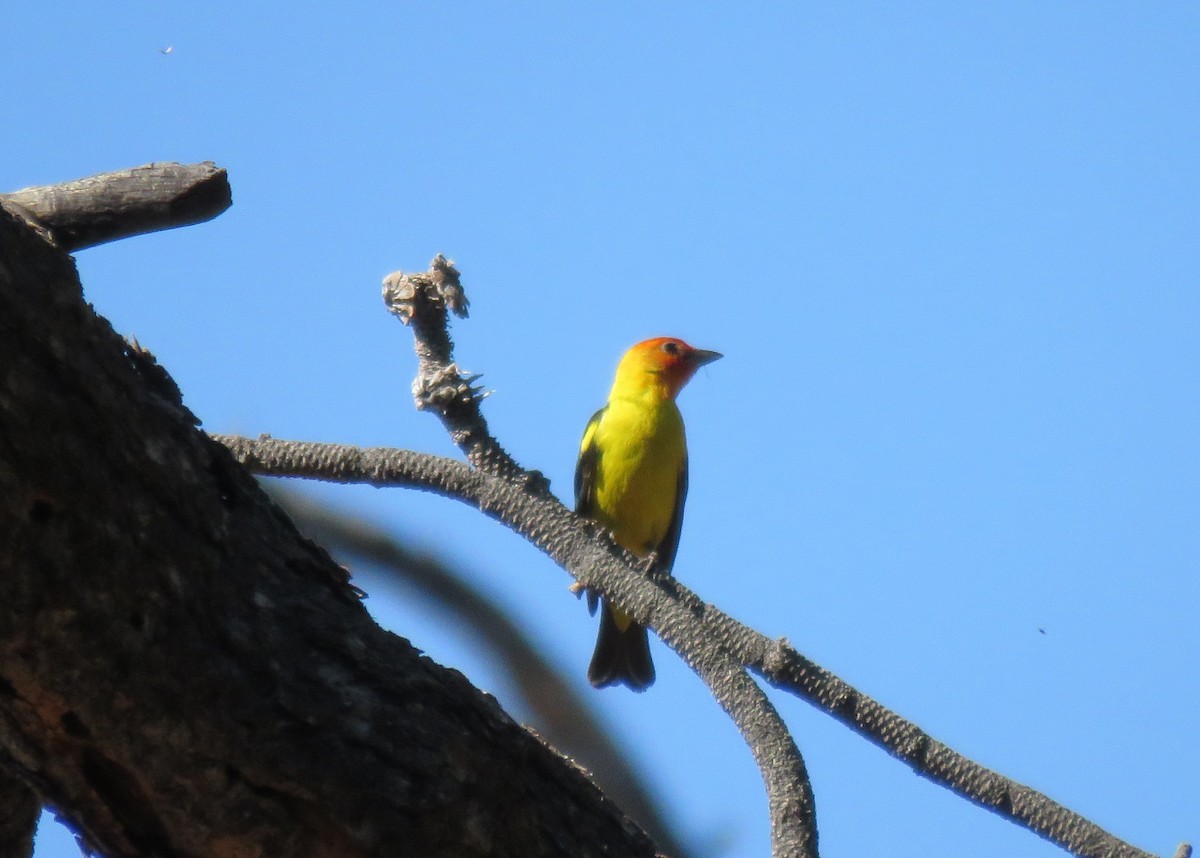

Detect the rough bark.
xmin=275 ymin=490 xmax=693 ymax=858
xmin=0 ymin=760 xmax=38 ymax=858
xmin=1 ymin=162 xmax=230 ymax=252
xmin=0 ymin=201 xmax=656 ymax=856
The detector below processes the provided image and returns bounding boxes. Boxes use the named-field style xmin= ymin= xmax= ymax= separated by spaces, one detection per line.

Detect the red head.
xmin=612 ymin=337 xmax=723 ymax=400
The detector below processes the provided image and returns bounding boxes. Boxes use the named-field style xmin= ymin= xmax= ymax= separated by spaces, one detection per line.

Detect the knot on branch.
xmin=520 ymin=469 xmax=553 ymax=496
xmin=411 ymin=364 xmax=488 ymax=413
xmin=762 ymin=637 xmax=793 ymax=675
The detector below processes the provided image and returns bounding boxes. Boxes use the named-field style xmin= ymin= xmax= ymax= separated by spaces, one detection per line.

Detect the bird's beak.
xmin=690 ymin=349 xmax=723 ymax=367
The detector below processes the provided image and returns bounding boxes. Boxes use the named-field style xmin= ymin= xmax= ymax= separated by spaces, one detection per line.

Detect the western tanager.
xmin=575 ymin=337 xmax=722 ymax=690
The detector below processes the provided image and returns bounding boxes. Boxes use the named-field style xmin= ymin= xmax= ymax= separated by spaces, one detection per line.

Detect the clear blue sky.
xmin=5 ymin=3 xmax=1197 ymax=856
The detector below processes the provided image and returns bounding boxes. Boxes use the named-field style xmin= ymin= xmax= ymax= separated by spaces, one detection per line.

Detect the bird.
xmin=574 ymin=337 xmax=722 ymax=691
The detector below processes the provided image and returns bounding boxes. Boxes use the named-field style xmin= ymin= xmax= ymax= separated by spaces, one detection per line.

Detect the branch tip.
xmin=381 ymin=255 xmax=469 ymax=325
xmin=385 ymin=258 xmax=524 ymax=479
xmin=2 ymin=161 xmax=231 ymax=251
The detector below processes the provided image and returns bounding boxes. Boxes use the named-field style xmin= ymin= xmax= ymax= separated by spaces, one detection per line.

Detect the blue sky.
xmin=5 ymin=3 xmax=1197 ymax=856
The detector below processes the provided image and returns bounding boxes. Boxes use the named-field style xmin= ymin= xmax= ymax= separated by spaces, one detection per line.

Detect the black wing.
xmin=574 ymin=406 xmax=607 ymax=615
xmin=653 ymin=452 xmax=688 ymax=574
xmin=574 ymin=406 xmax=605 ymax=516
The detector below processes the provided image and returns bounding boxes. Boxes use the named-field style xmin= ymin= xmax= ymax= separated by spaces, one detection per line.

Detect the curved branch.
xmin=212 ymin=433 xmax=1178 ymax=858
xmin=2 ymin=162 xmax=231 ymax=251
xmin=213 ymin=434 xmax=819 ymax=858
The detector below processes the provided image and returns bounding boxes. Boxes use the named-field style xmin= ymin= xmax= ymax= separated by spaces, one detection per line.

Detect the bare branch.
xmin=209 ymin=431 xmax=1174 ymax=858
xmin=382 ymin=257 xmax=530 ymax=481
xmin=2 ymin=162 xmax=231 ymax=251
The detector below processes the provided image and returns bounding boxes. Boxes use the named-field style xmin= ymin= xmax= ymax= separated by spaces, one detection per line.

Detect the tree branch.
xmin=382 ymin=257 xmax=529 ymax=481
xmin=219 ymin=433 xmax=1196 ymax=858
xmin=213 ymin=435 xmax=1180 ymax=858
xmin=1 ymin=162 xmax=231 ymax=251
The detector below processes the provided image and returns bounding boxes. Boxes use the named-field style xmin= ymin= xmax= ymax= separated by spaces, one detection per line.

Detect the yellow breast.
xmin=588 ymin=395 xmax=685 ymax=556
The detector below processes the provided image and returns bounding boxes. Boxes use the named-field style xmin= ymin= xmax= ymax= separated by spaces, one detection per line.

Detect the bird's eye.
xmin=661 ymin=341 xmax=680 ymax=355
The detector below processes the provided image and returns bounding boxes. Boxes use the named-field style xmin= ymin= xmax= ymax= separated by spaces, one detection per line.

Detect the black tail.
xmin=588 ymin=603 xmax=655 ymax=691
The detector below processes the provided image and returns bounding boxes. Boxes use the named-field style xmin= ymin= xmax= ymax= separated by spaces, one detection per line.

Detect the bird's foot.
xmin=639 ymin=552 xmax=673 ymax=584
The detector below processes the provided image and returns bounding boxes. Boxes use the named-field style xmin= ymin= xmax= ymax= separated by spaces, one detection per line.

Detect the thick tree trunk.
xmin=0 ymin=762 xmax=38 ymax=858
xmin=0 ymin=200 xmax=655 ymax=857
